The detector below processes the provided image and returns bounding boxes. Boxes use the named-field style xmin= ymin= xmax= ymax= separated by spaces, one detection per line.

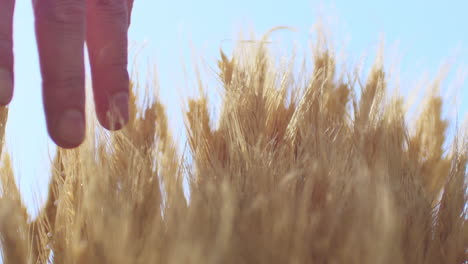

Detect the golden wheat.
xmin=0 ymin=31 xmax=466 ymax=264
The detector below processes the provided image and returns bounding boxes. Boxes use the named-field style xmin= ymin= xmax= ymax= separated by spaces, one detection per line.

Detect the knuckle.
xmin=94 ymin=42 xmax=127 ymax=70
xmin=91 ymin=0 xmax=128 ymax=28
xmin=94 ymin=0 xmax=127 ymax=16
xmin=36 ymin=0 xmax=85 ymax=25
xmin=88 ymin=0 xmax=128 ymax=31
xmin=44 ymin=76 xmax=84 ymax=105
xmin=52 ymin=0 xmax=86 ymax=24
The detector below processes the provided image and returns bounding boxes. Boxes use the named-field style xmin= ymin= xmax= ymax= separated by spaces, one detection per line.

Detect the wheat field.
xmin=0 ymin=31 xmax=467 ymax=264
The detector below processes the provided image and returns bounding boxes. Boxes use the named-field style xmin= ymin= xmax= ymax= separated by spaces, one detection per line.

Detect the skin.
xmin=0 ymin=0 xmax=134 ymax=148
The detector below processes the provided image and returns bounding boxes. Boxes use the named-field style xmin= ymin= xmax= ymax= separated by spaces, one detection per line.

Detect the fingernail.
xmin=108 ymin=92 xmax=129 ymax=130
xmin=57 ymin=109 xmax=85 ymax=148
xmin=0 ymin=69 xmax=13 ymax=105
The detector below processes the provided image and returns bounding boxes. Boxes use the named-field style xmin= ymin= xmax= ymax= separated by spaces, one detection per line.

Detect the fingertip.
xmin=0 ymin=69 xmax=13 ymax=105
xmin=109 ymin=91 xmax=129 ymax=130
xmin=97 ymin=92 xmax=129 ymax=131
xmin=50 ymin=109 xmax=86 ymax=149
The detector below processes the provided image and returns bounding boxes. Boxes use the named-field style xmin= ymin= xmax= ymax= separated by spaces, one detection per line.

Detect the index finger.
xmin=34 ymin=0 xmax=87 ymax=148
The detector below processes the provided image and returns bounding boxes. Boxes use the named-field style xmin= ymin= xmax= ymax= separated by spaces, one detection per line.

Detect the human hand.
xmin=0 ymin=0 xmax=134 ymax=148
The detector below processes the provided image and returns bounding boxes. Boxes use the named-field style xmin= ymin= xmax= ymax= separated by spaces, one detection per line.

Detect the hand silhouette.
xmin=0 ymin=0 xmax=134 ymax=148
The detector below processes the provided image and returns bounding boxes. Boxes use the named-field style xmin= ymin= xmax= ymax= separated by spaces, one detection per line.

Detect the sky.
xmin=7 ymin=0 xmax=468 ymax=216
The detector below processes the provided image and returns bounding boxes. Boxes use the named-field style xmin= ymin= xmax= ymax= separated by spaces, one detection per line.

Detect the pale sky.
xmin=8 ymin=0 xmax=468 ymax=216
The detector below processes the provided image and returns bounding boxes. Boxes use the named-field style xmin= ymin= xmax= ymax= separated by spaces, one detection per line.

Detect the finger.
xmin=0 ymin=0 xmax=15 ymax=105
xmin=127 ymin=0 xmax=133 ymax=26
xmin=87 ymin=0 xmax=130 ymax=131
xmin=34 ymin=0 xmax=87 ymax=148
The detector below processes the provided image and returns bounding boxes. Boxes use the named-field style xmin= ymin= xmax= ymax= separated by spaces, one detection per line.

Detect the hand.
xmin=0 ymin=0 xmax=134 ymax=148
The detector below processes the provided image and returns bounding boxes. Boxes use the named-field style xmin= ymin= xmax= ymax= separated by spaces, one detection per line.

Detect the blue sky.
xmin=8 ymin=0 xmax=468 ymax=216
